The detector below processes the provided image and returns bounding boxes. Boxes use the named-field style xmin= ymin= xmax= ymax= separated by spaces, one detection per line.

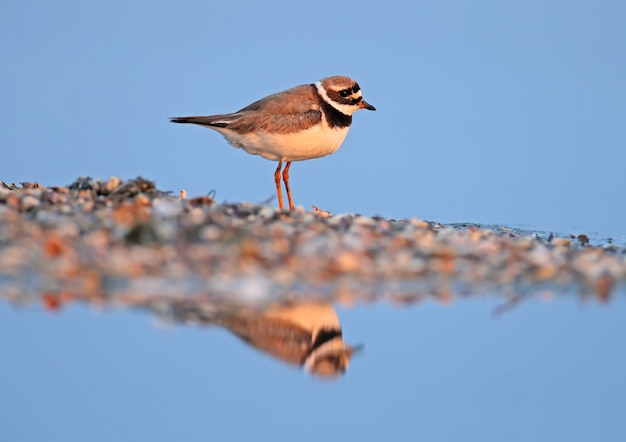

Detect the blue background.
xmin=1 ymin=1 xmax=625 ymax=441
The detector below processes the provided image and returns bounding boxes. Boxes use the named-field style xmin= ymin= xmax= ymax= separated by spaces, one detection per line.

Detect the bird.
xmin=154 ymin=300 xmax=361 ymax=378
xmin=170 ymin=76 xmax=376 ymax=211
xmin=216 ymin=302 xmax=359 ymax=378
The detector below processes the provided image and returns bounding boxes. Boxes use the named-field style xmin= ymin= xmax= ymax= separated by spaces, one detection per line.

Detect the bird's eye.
xmin=339 ymin=89 xmax=351 ymax=97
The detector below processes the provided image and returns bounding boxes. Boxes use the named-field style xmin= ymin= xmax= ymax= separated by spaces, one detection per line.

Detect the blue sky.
xmin=2 ymin=1 xmax=625 ymax=236
xmin=1 ymin=2 xmax=626 ymax=441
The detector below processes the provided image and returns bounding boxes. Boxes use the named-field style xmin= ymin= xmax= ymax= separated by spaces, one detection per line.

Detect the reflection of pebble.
xmin=0 ymin=177 xmax=625 ymax=307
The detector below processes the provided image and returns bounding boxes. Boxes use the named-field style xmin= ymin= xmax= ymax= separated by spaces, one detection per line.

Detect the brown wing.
xmin=225 ymin=84 xmax=322 ymax=134
xmin=220 ymin=315 xmax=313 ymax=366
xmin=170 ymin=84 xmax=323 ymax=134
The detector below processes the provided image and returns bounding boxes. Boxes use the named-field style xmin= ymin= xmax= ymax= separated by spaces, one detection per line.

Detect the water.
xmin=1 ymin=285 xmax=625 ymax=441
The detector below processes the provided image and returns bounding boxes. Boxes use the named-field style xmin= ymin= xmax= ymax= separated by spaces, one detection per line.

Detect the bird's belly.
xmin=219 ymin=125 xmax=350 ymax=162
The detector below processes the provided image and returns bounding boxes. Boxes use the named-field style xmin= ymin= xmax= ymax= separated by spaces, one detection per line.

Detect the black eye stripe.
xmin=338 ymin=84 xmax=361 ymax=97
xmin=333 ymin=93 xmax=362 ymax=105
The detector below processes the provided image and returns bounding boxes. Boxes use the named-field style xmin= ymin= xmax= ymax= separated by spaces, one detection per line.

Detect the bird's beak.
xmin=359 ymin=100 xmax=376 ymax=111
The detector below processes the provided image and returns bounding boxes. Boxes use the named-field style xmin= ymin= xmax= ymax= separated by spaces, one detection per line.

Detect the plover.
xmin=170 ymin=76 xmax=375 ymax=211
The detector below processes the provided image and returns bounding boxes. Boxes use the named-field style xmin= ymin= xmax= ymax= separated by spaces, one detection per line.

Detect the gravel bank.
xmin=1 ymin=177 xmax=624 ymax=310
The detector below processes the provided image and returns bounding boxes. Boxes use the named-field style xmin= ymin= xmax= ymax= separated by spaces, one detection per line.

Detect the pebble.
xmin=0 ymin=177 xmax=625 ymax=310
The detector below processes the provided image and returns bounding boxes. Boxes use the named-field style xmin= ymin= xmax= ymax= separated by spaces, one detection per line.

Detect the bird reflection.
xmin=157 ymin=300 xmax=359 ymax=378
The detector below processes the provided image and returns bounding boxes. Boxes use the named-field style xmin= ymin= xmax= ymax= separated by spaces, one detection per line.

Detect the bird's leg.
xmin=282 ymin=161 xmax=295 ymax=211
xmin=274 ymin=161 xmax=285 ymax=210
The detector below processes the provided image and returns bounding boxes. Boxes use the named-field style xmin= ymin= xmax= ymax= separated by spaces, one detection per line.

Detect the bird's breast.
xmin=215 ymin=123 xmax=351 ymax=162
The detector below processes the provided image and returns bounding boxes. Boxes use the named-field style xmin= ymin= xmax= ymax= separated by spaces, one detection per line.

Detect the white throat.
xmin=315 ymin=81 xmax=358 ymax=116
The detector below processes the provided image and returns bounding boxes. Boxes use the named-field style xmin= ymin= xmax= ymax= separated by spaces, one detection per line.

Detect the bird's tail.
xmin=169 ymin=114 xmax=242 ymax=128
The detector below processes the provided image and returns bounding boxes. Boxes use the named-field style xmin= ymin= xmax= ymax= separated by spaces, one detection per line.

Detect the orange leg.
xmin=282 ymin=161 xmax=295 ymax=211
xmin=274 ymin=161 xmax=285 ymax=210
